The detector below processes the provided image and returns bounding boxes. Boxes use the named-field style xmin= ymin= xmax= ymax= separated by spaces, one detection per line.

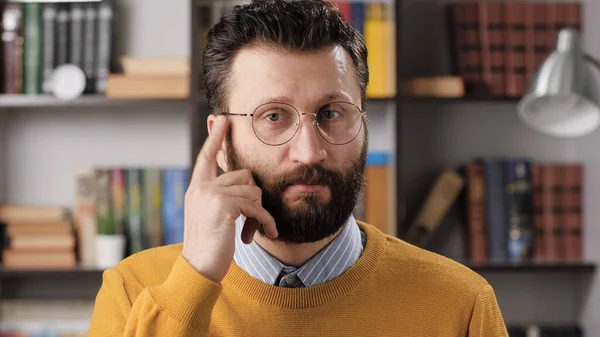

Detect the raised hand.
xmin=182 ymin=115 xmax=278 ymax=284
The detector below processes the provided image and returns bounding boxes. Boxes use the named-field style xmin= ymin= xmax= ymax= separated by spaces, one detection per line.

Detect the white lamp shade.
xmin=517 ymin=28 xmax=600 ymax=137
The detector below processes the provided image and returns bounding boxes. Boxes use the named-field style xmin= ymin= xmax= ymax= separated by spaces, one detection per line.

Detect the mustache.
xmin=255 ymin=164 xmax=342 ymax=189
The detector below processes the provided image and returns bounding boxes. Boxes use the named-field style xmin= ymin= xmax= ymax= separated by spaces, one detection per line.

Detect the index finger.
xmin=191 ymin=115 xmax=229 ymax=184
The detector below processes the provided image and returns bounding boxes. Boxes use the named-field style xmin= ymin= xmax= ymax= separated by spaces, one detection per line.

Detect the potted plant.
xmin=95 ymin=169 xmax=126 ymax=269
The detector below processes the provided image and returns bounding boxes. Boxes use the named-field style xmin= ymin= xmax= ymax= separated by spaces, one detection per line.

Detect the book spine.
xmin=22 ymin=3 xmax=43 ymax=94
xmin=532 ymin=163 xmax=545 ymax=261
xmin=83 ymin=2 xmax=98 ymax=93
xmin=364 ymin=153 xmax=390 ymax=235
xmin=503 ymin=2 xmax=526 ymax=97
xmin=350 ymin=2 xmax=364 ymax=35
xmin=69 ymin=3 xmax=84 ymax=68
xmin=96 ymin=0 xmax=114 ymax=94
xmin=545 ymin=3 xmax=563 ymax=57
xmin=95 ymin=169 xmax=114 ymax=235
xmin=42 ymin=3 xmax=56 ymax=94
xmin=540 ymin=164 xmax=563 ymax=261
xmin=110 ymin=168 xmax=126 ymax=236
xmin=143 ymin=168 xmax=162 ymax=248
xmin=483 ymin=159 xmax=507 ymax=262
xmin=1 ymin=3 xmax=23 ymax=94
xmin=364 ymin=3 xmax=389 ymax=98
xmin=74 ymin=168 xmax=97 ymax=267
xmin=503 ymin=159 xmax=534 ymax=263
xmin=329 ymin=1 xmax=351 ymax=22
xmin=565 ymin=1 xmax=582 ymax=31
xmin=464 ymin=3 xmax=482 ymax=94
xmin=465 ymin=163 xmax=487 ymax=263
xmin=524 ymin=3 xmax=536 ymax=89
xmin=161 ymin=168 xmax=188 ymax=245
xmin=561 ymin=163 xmax=583 ymax=261
xmin=126 ymin=168 xmax=144 ymax=254
xmin=532 ymin=3 xmax=547 ymax=74
xmin=55 ymin=4 xmax=69 ymax=66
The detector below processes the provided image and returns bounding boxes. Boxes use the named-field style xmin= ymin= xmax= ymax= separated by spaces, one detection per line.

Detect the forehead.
xmin=228 ymin=44 xmax=360 ymax=111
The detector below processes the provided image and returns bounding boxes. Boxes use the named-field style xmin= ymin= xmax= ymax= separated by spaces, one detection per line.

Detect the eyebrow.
xmin=256 ymin=92 xmax=352 ymax=107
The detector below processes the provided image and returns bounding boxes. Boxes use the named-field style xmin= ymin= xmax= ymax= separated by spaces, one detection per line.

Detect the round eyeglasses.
xmin=220 ymin=101 xmax=366 ymax=146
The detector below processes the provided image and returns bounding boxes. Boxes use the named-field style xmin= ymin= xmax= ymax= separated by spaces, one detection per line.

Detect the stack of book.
xmin=0 ymin=205 xmax=76 ymax=270
xmin=447 ymin=1 xmax=582 ymax=98
xmin=105 ymin=57 xmax=190 ymax=99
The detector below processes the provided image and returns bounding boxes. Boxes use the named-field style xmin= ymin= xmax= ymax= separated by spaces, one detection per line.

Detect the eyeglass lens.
xmin=252 ymin=102 xmax=363 ymax=145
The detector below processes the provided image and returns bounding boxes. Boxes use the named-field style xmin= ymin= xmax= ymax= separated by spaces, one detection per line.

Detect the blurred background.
xmin=0 ymin=0 xmax=597 ymax=336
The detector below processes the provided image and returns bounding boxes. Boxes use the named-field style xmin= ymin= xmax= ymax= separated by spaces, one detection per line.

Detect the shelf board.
xmin=400 ymin=95 xmax=522 ymax=103
xmin=0 ymin=94 xmax=189 ymax=108
xmin=463 ymin=260 xmax=597 ymax=273
xmin=367 ymin=96 xmax=396 ymax=103
xmin=8 ymin=0 xmax=101 ymax=2
xmin=0 ymin=266 xmax=104 ymax=278
xmin=0 ymin=266 xmax=104 ymax=300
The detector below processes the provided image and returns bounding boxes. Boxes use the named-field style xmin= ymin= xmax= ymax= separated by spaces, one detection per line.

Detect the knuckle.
xmin=212 ymin=193 xmax=228 ymax=208
xmin=241 ymin=169 xmax=254 ymax=183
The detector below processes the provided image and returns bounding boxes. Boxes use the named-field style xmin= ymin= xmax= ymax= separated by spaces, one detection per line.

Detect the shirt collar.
xmin=233 ymin=215 xmax=364 ymax=287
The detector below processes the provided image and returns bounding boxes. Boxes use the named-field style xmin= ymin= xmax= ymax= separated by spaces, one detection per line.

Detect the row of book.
xmin=0 ymin=150 xmax=392 ymax=270
xmin=0 ymin=166 xmax=189 ymax=270
xmin=196 ymin=1 xmax=396 ymax=99
xmin=0 ymin=0 xmax=115 ymax=95
xmin=448 ymin=1 xmax=582 ymax=98
xmin=464 ymin=158 xmax=583 ymax=264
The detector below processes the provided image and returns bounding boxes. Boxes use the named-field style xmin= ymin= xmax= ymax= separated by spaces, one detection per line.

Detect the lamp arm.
xmin=584 ymin=53 xmax=600 ymax=70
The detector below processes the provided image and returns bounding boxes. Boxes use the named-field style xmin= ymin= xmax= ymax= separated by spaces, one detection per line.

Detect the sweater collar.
xmin=233 ymin=215 xmax=364 ymax=287
xmin=223 ymin=221 xmax=386 ymax=309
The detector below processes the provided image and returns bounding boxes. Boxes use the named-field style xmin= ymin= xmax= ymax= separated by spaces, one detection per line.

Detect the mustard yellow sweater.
xmin=88 ymin=222 xmax=508 ymax=336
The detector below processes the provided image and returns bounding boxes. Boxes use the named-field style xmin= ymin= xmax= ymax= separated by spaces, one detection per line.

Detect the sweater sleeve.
xmin=468 ymin=283 xmax=509 ymax=337
xmin=88 ymin=255 xmax=223 ymax=336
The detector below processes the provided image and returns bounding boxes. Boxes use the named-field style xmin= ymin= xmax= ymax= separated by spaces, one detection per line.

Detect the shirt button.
xmin=285 ymin=276 xmax=296 ymax=285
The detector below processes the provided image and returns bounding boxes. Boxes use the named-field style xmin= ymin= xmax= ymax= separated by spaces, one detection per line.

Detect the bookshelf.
xmin=0 ymin=0 xmax=598 ymax=333
xmin=395 ymin=0 xmax=599 ymax=331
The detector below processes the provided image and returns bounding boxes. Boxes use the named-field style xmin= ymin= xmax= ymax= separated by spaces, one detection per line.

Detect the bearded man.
xmin=88 ymin=1 xmax=508 ymax=336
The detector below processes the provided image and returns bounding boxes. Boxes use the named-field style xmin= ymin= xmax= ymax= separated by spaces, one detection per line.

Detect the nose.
xmin=288 ymin=113 xmax=327 ymax=165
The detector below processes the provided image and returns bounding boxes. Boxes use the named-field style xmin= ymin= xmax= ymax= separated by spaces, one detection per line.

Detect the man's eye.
xmin=322 ymin=110 xmax=340 ymax=119
xmin=265 ymin=113 xmax=281 ymax=121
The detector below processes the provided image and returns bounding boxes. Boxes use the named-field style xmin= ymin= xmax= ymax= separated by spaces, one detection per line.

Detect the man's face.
xmin=213 ymin=43 xmax=368 ymax=244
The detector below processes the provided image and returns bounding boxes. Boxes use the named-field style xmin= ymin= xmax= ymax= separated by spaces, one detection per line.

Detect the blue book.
xmin=482 ymin=158 xmax=508 ymax=262
xmin=503 ymin=158 xmax=534 ymax=263
xmin=161 ymin=167 xmax=189 ymax=245
xmin=350 ymin=2 xmax=364 ymax=35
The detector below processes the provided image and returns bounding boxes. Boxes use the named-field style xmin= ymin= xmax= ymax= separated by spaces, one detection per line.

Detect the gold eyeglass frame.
xmin=219 ymin=101 xmax=367 ymax=147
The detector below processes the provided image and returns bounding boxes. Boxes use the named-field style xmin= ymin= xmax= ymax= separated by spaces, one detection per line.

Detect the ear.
xmin=207 ymin=114 xmax=229 ymax=172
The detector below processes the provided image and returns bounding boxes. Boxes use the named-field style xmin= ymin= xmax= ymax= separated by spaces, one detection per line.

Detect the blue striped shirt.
xmin=233 ymin=215 xmax=365 ymax=287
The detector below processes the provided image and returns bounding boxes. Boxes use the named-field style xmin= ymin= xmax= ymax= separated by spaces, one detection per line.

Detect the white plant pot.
xmin=95 ymin=234 xmax=126 ymax=269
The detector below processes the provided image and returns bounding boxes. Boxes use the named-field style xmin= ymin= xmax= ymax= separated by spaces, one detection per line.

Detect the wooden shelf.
xmin=366 ymin=97 xmax=396 ymax=102
xmin=0 ymin=266 xmax=104 ymax=277
xmin=8 ymin=0 xmax=101 ymax=3
xmin=463 ymin=261 xmax=597 ymax=273
xmin=400 ymin=95 xmax=522 ymax=103
xmin=0 ymin=266 xmax=104 ymax=300
xmin=0 ymin=94 xmax=190 ymax=109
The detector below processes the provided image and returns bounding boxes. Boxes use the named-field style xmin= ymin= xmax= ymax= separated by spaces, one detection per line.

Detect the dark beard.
xmin=224 ymin=130 xmax=368 ymax=244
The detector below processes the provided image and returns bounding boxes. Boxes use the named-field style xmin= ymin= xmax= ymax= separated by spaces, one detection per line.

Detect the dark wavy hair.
xmin=201 ymin=0 xmax=369 ymax=114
